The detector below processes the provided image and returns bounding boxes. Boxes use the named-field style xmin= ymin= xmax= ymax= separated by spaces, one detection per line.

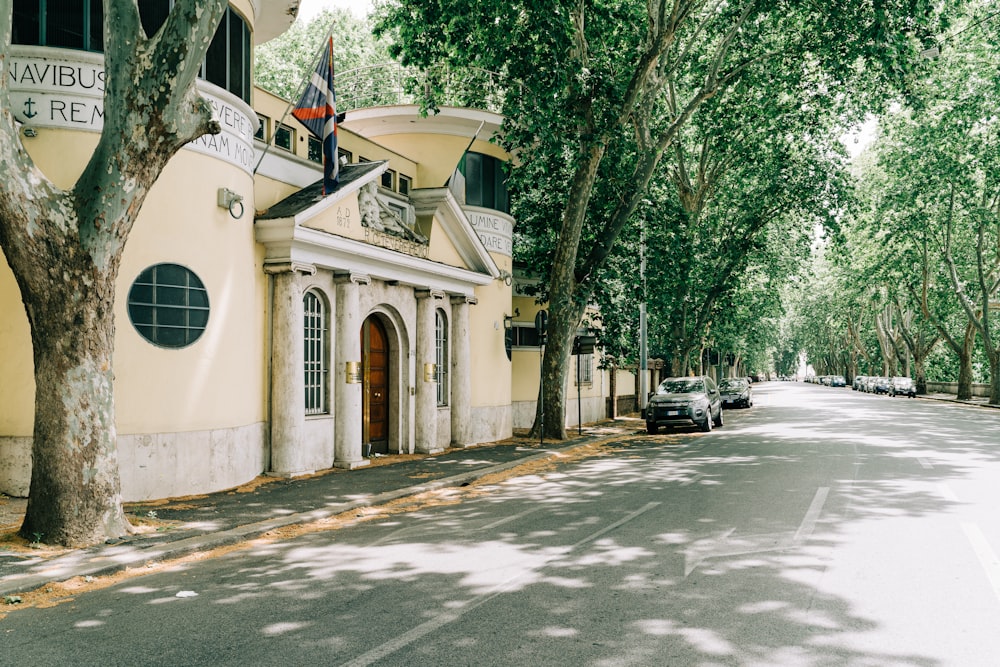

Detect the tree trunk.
xmin=913 ymin=356 xmax=928 ymax=395
xmin=533 ymin=288 xmax=589 ymax=440
xmin=0 ymin=0 xmax=227 ymax=545
xmin=957 ymin=321 xmax=977 ymax=401
xmin=19 ymin=271 xmax=130 ymax=546
xmin=990 ymin=356 xmax=1000 ymax=406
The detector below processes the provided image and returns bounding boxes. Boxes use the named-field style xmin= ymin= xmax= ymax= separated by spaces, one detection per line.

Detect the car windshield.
xmin=894 ymin=377 xmax=912 ymax=385
xmin=719 ymin=379 xmax=747 ymax=390
xmin=656 ymin=378 xmax=704 ymax=394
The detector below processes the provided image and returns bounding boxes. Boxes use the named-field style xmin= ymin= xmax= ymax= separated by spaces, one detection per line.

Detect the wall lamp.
xmin=217 ymin=187 xmax=244 ymax=220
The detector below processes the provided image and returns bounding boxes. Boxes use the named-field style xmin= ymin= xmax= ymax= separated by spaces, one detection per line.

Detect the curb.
xmin=0 ymin=444 xmax=582 ymax=597
xmin=916 ymin=394 xmax=1000 ymax=409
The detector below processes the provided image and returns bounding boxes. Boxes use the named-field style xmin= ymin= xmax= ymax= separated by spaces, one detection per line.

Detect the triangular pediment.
xmin=409 ymin=187 xmax=500 ymax=278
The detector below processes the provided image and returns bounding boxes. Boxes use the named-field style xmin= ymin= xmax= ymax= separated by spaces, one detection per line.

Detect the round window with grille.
xmin=127 ymin=263 xmax=210 ymax=349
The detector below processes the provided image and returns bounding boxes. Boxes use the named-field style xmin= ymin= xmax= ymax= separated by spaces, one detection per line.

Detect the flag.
xmin=445 ymin=120 xmax=484 ymax=203
xmin=292 ymin=37 xmax=339 ymax=194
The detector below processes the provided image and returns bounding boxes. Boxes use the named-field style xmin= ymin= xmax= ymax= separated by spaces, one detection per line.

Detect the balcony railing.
xmin=336 ymin=63 xmax=508 ymax=115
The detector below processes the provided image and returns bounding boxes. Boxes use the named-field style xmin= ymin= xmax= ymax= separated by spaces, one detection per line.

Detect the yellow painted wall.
xmin=115 ymin=151 xmax=264 ymax=433
xmin=511 ymin=350 xmax=541 ymax=399
xmin=509 ymin=297 xmax=609 ymax=402
xmin=371 ymin=135 xmax=507 ymax=189
xmin=0 ymin=250 xmax=34 ymax=435
xmin=253 ymin=88 xmax=418 ymax=191
xmin=470 ymin=252 xmax=513 ymax=407
xmin=0 ymin=128 xmax=93 ymax=436
xmin=253 ymin=173 xmax=301 ymax=214
xmin=424 ymin=217 xmax=467 ymax=267
xmin=302 ymin=192 xmax=364 ymax=240
xmin=1 ymin=128 xmax=264 ymax=437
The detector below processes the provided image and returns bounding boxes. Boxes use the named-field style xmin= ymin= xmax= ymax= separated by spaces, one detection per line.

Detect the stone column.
xmin=450 ymin=295 xmax=475 ymax=446
xmin=266 ymin=262 xmax=315 ymax=476
xmin=334 ymin=272 xmax=370 ymax=469
xmin=414 ymin=290 xmax=443 ymax=454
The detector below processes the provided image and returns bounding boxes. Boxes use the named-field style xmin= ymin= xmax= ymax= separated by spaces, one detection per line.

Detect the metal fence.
xmin=336 ymin=63 xmax=508 ymax=115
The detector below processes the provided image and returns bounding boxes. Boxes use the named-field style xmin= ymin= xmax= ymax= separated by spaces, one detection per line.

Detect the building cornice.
xmin=256 ymin=218 xmax=493 ymax=296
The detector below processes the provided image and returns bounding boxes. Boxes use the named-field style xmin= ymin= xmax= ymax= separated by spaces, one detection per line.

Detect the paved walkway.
xmin=0 ymin=419 xmax=643 ymax=597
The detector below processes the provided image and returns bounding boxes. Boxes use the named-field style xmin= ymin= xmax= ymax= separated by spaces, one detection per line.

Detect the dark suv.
xmin=645 ymin=376 xmax=723 ymax=434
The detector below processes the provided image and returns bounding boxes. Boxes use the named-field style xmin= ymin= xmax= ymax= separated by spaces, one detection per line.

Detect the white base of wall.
xmin=0 ymin=436 xmax=30 ymax=497
xmin=465 ymin=404 xmax=512 ymax=445
xmin=512 ymin=397 xmax=606 ymax=430
xmin=118 ymin=423 xmax=268 ymax=502
xmin=0 ymin=423 xmax=268 ymax=502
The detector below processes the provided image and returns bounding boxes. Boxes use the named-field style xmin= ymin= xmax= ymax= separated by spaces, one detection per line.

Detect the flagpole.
xmin=443 ymin=120 xmax=485 ymax=188
xmin=253 ymin=19 xmax=337 ymax=175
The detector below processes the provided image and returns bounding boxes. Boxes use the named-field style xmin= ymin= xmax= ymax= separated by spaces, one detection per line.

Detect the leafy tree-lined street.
xmin=5 ymin=383 xmax=1000 ymax=665
xmin=373 ymin=0 xmax=954 ymax=438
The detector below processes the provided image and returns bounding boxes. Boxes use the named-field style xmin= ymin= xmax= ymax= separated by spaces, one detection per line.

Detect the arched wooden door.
xmin=361 ymin=316 xmax=389 ymax=454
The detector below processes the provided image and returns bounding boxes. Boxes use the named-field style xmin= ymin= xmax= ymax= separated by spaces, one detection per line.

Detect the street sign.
xmin=534 ymin=310 xmax=548 ymax=345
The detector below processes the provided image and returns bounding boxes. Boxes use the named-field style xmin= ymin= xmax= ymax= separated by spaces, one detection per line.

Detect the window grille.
xmin=304 ymin=290 xmax=328 ymax=415
xmin=127 ymin=263 xmax=209 ymax=349
xmin=436 ymin=310 xmax=449 ymax=406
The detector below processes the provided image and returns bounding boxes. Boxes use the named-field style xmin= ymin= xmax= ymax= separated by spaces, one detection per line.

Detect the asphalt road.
xmin=4 ymin=381 xmax=1000 ymax=667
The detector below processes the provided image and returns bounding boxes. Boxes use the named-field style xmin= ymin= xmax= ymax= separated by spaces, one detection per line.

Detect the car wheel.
xmin=700 ymin=414 xmax=712 ymax=432
xmin=713 ymin=406 xmax=724 ymax=427
xmin=646 ymin=423 xmax=659 ymax=434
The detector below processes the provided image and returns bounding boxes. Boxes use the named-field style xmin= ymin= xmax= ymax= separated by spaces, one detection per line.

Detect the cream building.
xmin=0 ymin=0 xmax=517 ymax=501
xmin=0 ymin=0 xmax=629 ymax=503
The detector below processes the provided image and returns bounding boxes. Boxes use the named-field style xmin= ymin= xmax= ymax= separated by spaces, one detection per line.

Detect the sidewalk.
xmin=919 ymin=392 xmax=999 ymax=409
xmin=0 ymin=418 xmax=643 ymax=597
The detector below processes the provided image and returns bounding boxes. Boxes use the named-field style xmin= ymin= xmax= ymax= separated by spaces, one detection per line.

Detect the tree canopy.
xmin=377 ymin=0 xmax=951 ymax=434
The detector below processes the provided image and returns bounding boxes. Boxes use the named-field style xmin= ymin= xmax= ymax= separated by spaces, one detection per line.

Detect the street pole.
xmin=539 ymin=342 xmax=544 ymax=447
xmin=639 ymin=221 xmax=648 ymax=415
xmin=577 ymin=350 xmax=582 ymax=435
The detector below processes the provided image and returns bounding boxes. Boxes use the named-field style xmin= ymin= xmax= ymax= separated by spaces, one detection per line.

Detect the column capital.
xmin=333 ymin=271 xmax=371 ymax=286
xmin=416 ymin=289 xmax=447 ymax=300
xmin=450 ymin=295 xmax=478 ymax=306
xmin=264 ymin=261 xmax=316 ymax=276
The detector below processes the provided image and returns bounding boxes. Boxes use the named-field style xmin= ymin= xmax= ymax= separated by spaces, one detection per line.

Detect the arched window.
xmin=303 ymin=290 xmax=328 ymax=415
xmin=12 ymin=1 xmax=252 ymax=102
xmin=435 ymin=309 xmax=449 ymax=407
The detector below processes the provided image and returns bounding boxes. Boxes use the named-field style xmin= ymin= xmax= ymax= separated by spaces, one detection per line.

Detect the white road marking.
xmin=962 ymin=522 xmax=1000 ymax=604
xmin=794 ymin=486 xmax=830 ymax=542
xmin=684 ymin=487 xmax=830 ymax=576
xmin=938 ymin=483 xmax=960 ymax=502
xmin=477 ymin=506 xmax=543 ymax=532
xmin=680 ymin=473 xmax=704 ymax=487
xmin=338 ymin=502 xmax=662 ymax=667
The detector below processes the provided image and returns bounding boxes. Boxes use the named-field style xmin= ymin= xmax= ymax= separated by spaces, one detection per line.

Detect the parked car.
xmin=853 ymin=375 xmax=868 ymax=391
xmin=831 ymin=375 xmax=847 ymax=387
xmin=872 ymin=376 xmax=891 ymax=394
xmin=646 ymin=376 xmax=723 ymax=434
xmin=889 ymin=376 xmax=916 ymax=398
xmin=820 ymin=375 xmax=833 ymax=386
xmin=719 ymin=377 xmax=753 ymax=408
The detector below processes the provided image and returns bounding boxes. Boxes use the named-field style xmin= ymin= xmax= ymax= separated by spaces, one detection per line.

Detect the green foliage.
xmin=787 ymin=1 xmax=1000 ymax=390
xmin=255 ymin=9 xmax=392 ymax=101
